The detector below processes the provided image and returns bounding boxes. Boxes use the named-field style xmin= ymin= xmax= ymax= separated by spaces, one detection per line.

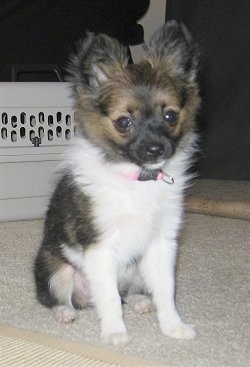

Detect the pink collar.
xmin=125 ymin=169 xmax=174 ymax=184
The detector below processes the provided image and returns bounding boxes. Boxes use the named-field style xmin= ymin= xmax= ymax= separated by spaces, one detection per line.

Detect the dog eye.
xmin=114 ymin=116 xmax=133 ymax=133
xmin=163 ymin=110 xmax=177 ymax=125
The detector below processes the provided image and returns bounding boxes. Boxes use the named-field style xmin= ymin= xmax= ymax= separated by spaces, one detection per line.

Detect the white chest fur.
xmin=61 ymin=137 xmax=189 ymax=264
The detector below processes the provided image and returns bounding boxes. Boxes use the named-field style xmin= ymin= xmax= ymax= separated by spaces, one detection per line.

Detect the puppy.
xmin=34 ymin=20 xmax=200 ymax=346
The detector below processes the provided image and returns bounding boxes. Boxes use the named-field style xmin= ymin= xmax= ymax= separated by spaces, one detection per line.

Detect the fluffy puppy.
xmin=34 ymin=20 xmax=200 ymax=346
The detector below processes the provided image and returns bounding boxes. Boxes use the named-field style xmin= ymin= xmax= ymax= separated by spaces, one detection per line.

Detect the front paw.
xmin=101 ymin=331 xmax=130 ymax=346
xmin=161 ymin=322 xmax=196 ymax=340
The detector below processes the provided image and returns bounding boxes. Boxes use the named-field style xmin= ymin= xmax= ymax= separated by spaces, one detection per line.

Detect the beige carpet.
xmin=0 ymin=180 xmax=249 ymax=367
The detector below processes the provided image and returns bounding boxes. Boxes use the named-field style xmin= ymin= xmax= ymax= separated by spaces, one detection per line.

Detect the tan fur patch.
xmin=74 ymin=58 xmax=200 ymax=148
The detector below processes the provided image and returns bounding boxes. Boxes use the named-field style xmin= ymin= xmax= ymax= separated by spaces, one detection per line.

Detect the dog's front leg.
xmin=140 ymin=238 xmax=196 ymax=339
xmin=84 ymin=247 xmax=129 ymax=346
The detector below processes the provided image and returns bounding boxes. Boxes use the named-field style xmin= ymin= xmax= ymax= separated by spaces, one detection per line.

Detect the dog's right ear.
xmin=67 ymin=33 xmax=128 ymax=94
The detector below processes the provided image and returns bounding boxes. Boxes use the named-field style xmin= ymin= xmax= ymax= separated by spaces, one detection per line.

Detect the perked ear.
xmin=148 ymin=20 xmax=200 ymax=82
xmin=67 ymin=32 xmax=128 ymax=93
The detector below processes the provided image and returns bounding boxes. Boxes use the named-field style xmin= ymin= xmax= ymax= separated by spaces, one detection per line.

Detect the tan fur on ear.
xmin=147 ymin=20 xmax=200 ymax=82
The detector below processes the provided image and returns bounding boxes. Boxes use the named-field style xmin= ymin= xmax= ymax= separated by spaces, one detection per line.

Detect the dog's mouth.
xmin=123 ymin=154 xmax=174 ymax=184
xmin=138 ymin=158 xmax=175 ymax=184
xmin=142 ymin=160 xmax=166 ymax=170
xmin=126 ymin=139 xmax=174 ymax=173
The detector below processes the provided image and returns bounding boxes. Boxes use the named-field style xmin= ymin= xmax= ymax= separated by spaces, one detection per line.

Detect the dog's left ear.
xmin=148 ymin=20 xmax=200 ymax=82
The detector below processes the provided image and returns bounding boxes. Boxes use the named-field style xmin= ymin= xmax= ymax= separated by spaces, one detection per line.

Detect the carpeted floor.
xmin=0 ymin=180 xmax=249 ymax=367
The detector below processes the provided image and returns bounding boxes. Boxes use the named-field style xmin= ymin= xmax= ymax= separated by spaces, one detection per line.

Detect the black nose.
xmin=146 ymin=143 xmax=164 ymax=158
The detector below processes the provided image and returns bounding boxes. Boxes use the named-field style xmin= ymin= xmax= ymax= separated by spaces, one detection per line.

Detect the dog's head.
xmin=68 ymin=20 xmax=200 ymax=169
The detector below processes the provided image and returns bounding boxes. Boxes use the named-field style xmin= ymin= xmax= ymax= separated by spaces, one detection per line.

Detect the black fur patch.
xmin=42 ymin=171 xmax=98 ymax=249
xmin=34 ymin=171 xmax=99 ymax=308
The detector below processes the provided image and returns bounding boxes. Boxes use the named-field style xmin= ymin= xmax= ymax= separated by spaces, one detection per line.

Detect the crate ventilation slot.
xmin=1 ymin=110 xmax=76 ymax=147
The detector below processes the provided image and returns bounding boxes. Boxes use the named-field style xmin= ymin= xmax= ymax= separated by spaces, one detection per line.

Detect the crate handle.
xmin=31 ymin=136 xmax=42 ymax=147
xmin=11 ymin=64 xmax=63 ymax=82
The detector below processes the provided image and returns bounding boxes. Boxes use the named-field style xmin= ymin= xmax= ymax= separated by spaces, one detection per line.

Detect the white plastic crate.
xmin=0 ymin=82 xmax=76 ymax=221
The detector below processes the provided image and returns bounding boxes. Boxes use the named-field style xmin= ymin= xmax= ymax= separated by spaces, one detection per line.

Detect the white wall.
xmin=130 ymin=0 xmax=166 ymax=62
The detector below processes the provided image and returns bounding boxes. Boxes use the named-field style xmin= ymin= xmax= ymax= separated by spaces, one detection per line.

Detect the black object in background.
xmin=0 ymin=0 xmax=149 ymax=81
xmin=166 ymin=0 xmax=250 ymax=180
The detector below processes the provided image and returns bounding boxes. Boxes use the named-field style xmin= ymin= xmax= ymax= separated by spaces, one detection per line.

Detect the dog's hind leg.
xmin=35 ymin=246 xmax=91 ymax=322
xmin=124 ymin=294 xmax=155 ymax=314
xmin=50 ymin=263 xmax=92 ymax=322
xmin=120 ymin=262 xmax=154 ymax=314
xmin=49 ymin=264 xmax=77 ymax=322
